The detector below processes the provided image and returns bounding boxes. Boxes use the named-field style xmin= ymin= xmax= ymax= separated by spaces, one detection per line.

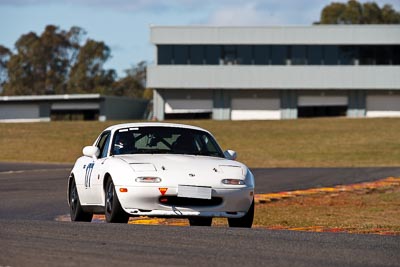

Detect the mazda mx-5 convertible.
xmin=67 ymin=123 xmax=255 ymax=227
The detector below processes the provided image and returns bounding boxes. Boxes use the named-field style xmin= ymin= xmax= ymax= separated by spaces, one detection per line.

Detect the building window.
xmin=271 ymin=45 xmax=287 ymax=65
xmin=222 ymin=45 xmax=237 ymax=65
xmin=360 ymin=46 xmax=376 ymax=65
xmin=291 ymin=45 xmax=307 ymax=65
xmin=338 ymin=46 xmax=357 ymax=65
xmin=254 ymin=45 xmax=270 ymax=65
xmin=174 ymin=45 xmax=189 ymax=64
xmin=158 ymin=45 xmax=173 ymax=65
xmin=375 ymin=46 xmax=391 ymax=65
xmin=307 ymin=45 xmax=323 ymax=65
xmin=393 ymin=46 xmax=400 ymax=65
xmin=190 ymin=45 xmax=204 ymax=64
xmin=157 ymin=45 xmax=400 ymax=66
xmin=324 ymin=45 xmax=339 ymax=65
xmin=205 ymin=45 xmax=220 ymax=65
xmin=237 ymin=45 xmax=253 ymax=64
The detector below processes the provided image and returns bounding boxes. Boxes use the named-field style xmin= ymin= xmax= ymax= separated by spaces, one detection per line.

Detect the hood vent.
xmin=130 ymin=163 xmax=157 ymax=172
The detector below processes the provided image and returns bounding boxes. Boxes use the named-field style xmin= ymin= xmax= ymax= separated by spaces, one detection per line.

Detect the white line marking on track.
xmin=0 ymin=168 xmax=71 ymax=174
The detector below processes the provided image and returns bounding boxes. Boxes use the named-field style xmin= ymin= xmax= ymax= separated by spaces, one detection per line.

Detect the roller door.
xmin=51 ymin=102 xmax=100 ymax=110
xmin=231 ymin=91 xmax=280 ymax=120
xmin=366 ymin=95 xmax=400 ymax=117
xmin=298 ymin=96 xmax=348 ymax=106
xmin=297 ymin=94 xmax=348 ymax=118
xmin=164 ymin=90 xmax=212 ymax=114
xmin=0 ymin=104 xmax=40 ymax=121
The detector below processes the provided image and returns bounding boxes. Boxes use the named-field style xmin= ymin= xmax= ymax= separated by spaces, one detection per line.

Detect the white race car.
xmin=68 ymin=122 xmax=255 ymax=227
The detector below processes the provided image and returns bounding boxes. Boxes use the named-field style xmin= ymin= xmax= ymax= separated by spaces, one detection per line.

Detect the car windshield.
xmin=111 ymin=126 xmax=224 ymax=158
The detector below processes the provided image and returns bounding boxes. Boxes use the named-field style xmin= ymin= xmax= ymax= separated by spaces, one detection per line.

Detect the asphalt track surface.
xmin=0 ymin=162 xmax=399 ymax=266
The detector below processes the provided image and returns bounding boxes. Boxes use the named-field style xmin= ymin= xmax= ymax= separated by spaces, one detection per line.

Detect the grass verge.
xmin=1 ymin=118 xmax=400 ymax=167
xmin=253 ymin=182 xmax=400 ymax=235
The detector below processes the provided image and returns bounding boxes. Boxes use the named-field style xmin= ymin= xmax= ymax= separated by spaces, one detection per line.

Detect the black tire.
xmin=105 ymin=178 xmax=129 ymax=223
xmin=189 ymin=217 xmax=212 ymax=226
xmin=69 ymin=179 xmax=93 ymax=222
xmin=228 ymin=199 xmax=254 ymax=228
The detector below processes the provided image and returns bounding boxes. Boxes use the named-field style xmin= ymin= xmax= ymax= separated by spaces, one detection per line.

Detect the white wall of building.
xmin=148 ymin=66 xmax=400 ymax=90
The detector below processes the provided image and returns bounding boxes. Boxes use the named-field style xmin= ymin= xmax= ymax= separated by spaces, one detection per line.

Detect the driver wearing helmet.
xmin=113 ymin=131 xmax=135 ymax=155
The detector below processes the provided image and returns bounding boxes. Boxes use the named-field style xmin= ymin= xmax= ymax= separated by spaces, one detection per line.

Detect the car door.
xmin=82 ymin=131 xmax=111 ymax=205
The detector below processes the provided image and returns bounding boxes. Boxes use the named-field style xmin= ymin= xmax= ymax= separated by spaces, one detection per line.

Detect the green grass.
xmin=1 ymin=118 xmax=400 ymax=167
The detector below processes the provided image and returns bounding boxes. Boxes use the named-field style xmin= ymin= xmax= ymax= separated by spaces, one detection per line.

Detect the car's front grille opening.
xmin=159 ymin=196 xmax=223 ymax=207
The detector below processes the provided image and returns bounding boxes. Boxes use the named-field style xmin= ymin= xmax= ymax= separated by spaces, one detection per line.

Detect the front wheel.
xmin=189 ymin=217 xmax=212 ymax=226
xmin=69 ymin=179 xmax=93 ymax=222
xmin=228 ymin=199 xmax=254 ymax=228
xmin=105 ymin=179 xmax=129 ymax=223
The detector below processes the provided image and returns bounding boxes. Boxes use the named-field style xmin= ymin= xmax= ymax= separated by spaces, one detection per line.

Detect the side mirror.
xmin=83 ymin=146 xmax=100 ymax=159
xmin=224 ymin=150 xmax=237 ymax=160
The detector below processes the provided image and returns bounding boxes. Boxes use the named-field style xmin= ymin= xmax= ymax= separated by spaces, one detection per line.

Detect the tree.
xmin=381 ymin=4 xmax=400 ymax=23
xmin=1 ymin=24 xmax=147 ymax=98
xmin=318 ymin=0 xmax=400 ymax=24
xmin=320 ymin=2 xmax=347 ymax=24
xmin=342 ymin=0 xmax=363 ymax=24
xmin=0 ymin=45 xmax=12 ymax=94
xmin=3 ymin=25 xmax=85 ymax=95
xmin=67 ymin=39 xmax=116 ymax=94
xmin=40 ymin=25 xmax=73 ymax=94
xmin=363 ymin=2 xmax=383 ymax=23
xmin=5 ymin=32 xmax=42 ymax=95
xmin=112 ymin=61 xmax=147 ymax=98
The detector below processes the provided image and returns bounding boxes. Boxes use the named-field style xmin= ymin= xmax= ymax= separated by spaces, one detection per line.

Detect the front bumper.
xmin=116 ymin=185 xmax=254 ymax=218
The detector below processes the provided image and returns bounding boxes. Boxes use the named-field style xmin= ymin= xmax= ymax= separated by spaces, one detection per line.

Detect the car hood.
xmin=114 ymin=154 xmax=246 ymax=178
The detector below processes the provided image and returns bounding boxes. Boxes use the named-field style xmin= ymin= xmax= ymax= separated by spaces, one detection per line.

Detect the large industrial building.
xmin=147 ymin=25 xmax=400 ymax=120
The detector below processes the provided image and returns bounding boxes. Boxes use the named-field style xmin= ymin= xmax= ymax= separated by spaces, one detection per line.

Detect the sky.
xmin=1 ymin=0 xmax=399 ymax=77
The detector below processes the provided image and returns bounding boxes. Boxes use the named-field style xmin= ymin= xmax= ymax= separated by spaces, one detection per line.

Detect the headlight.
xmin=135 ymin=177 xmax=162 ymax=183
xmin=222 ymin=179 xmax=245 ymax=185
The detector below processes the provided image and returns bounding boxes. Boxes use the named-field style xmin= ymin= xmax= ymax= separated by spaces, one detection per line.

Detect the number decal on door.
xmin=85 ymin=162 xmax=95 ymax=188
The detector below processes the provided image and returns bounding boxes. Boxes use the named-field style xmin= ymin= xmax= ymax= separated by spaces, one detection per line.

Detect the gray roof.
xmin=0 ymin=94 xmax=102 ymax=102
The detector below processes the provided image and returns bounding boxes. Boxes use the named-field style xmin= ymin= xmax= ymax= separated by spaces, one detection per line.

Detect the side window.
xmin=199 ymin=134 xmax=223 ymax=157
xmin=201 ymin=135 xmax=218 ymax=153
xmin=97 ymin=132 xmax=111 ymax=158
